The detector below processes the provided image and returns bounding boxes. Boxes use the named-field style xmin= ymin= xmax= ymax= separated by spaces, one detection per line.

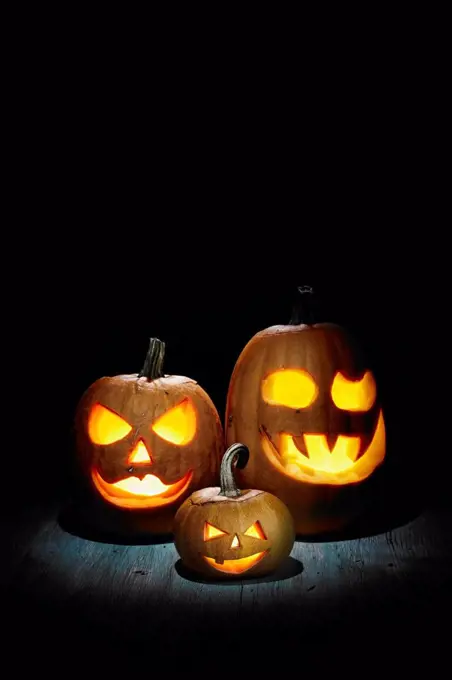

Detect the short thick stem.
xmin=289 ymin=285 xmax=316 ymax=325
xmin=138 ymin=338 xmax=166 ymax=381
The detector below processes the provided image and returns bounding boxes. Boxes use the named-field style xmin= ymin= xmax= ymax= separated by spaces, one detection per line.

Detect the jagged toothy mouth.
xmin=260 ymin=410 xmax=386 ymax=485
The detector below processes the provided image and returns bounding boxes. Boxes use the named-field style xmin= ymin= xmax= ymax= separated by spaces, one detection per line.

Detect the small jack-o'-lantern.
xmin=225 ymin=287 xmax=386 ymax=535
xmin=174 ymin=443 xmax=295 ymax=579
xmin=74 ymin=338 xmax=223 ymax=534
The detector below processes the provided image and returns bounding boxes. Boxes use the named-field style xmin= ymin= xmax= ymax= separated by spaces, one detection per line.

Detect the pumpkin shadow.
xmin=297 ymin=465 xmax=424 ymax=543
xmin=174 ymin=556 xmax=303 ymax=585
xmin=57 ymin=502 xmax=173 ymax=546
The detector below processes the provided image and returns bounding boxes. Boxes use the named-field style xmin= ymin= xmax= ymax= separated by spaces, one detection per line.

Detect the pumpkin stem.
xmin=138 ymin=337 xmax=166 ymax=380
xmin=220 ymin=443 xmax=249 ymax=498
xmin=289 ymin=285 xmax=316 ymax=325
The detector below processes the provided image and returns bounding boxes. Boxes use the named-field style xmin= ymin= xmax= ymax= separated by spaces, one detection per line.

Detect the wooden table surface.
xmin=4 ymin=474 xmax=451 ymax=675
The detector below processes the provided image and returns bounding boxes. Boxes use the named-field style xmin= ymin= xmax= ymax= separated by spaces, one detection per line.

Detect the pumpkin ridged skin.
xmin=173 ymin=444 xmax=295 ymax=579
xmin=74 ymin=339 xmax=224 ymax=535
xmin=174 ymin=489 xmax=295 ymax=579
xmin=225 ymin=323 xmax=385 ymax=536
xmin=76 ymin=375 xmax=222 ymax=486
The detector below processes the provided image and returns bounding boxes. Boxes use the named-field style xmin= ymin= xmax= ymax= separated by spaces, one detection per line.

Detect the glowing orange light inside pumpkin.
xmin=262 ymin=410 xmax=386 ymax=484
xmin=230 ymin=534 xmax=240 ymax=549
xmin=280 ymin=432 xmax=361 ymax=473
xmin=91 ymin=468 xmax=193 ymax=509
xmin=110 ymin=474 xmax=181 ymax=496
xmin=88 ymin=404 xmax=132 ymax=445
xmin=203 ymin=552 xmax=267 ymax=574
xmin=127 ymin=440 xmax=152 ymax=464
xmin=151 ymin=399 xmax=197 ymax=444
xmin=261 ymin=369 xmax=318 ymax=409
xmin=204 ymin=522 xmax=227 ymax=541
xmin=243 ymin=521 xmax=266 ymax=540
xmin=331 ymin=371 xmax=376 ymax=411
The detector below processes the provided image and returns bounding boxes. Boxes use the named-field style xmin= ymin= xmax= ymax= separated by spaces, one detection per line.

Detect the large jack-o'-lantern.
xmin=225 ymin=287 xmax=386 ymax=535
xmin=74 ymin=338 xmax=224 ymax=535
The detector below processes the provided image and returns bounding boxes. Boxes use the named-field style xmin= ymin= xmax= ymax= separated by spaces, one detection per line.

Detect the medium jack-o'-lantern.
xmin=74 ymin=338 xmax=223 ymax=534
xmin=174 ymin=443 xmax=295 ymax=580
xmin=225 ymin=287 xmax=386 ymax=535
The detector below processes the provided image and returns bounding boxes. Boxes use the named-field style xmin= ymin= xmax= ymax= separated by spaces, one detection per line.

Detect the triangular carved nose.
xmin=231 ymin=534 xmax=240 ymax=549
xmin=127 ymin=439 xmax=152 ymax=464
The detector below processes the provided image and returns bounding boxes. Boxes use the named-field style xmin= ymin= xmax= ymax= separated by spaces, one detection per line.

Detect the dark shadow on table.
xmin=57 ymin=502 xmax=173 ymax=546
xmin=174 ymin=556 xmax=303 ymax=585
xmin=298 ymin=463 xmax=424 ymax=543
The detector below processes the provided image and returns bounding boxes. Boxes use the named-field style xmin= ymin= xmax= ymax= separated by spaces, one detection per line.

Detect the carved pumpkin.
xmin=174 ymin=443 xmax=295 ymax=579
xmin=74 ymin=338 xmax=223 ymax=534
xmin=225 ymin=287 xmax=386 ymax=535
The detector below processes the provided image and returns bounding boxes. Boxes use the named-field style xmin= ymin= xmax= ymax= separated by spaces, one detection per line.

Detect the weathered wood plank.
xmin=4 ymin=506 xmax=452 ymax=673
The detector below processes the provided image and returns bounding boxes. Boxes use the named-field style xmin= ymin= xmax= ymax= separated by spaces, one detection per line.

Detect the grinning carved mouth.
xmin=260 ymin=410 xmax=386 ymax=485
xmin=92 ymin=469 xmax=193 ymax=509
xmin=203 ymin=551 xmax=268 ymax=574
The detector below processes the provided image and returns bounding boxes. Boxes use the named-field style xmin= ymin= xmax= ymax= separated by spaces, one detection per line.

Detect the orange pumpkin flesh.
xmin=225 ymin=287 xmax=386 ymax=536
xmin=174 ymin=444 xmax=295 ymax=579
xmin=74 ymin=338 xmax=224 ymax=534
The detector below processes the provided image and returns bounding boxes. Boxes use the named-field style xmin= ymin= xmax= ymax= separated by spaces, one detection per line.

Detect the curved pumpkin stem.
xmin=289 ymin=285 xmax=316 ymax=325
xmin=220 ymin=443 xmax=249 ymax=498
xmin=138 ymin=337 xmax=165 ymax=381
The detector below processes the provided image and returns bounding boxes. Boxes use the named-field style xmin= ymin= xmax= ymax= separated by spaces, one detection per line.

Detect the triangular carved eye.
xmin=88 ymin=404 xmax=132 ymax=445
xmin=204 ymin=522 xmax=227 ymax=541
xmin=244 ymin=521 xmax=266 ymax=540
xmin=151 ymin=399 xmax=197 ymax=445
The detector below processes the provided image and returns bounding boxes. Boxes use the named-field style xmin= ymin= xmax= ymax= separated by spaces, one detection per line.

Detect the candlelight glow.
xmin=261 ymin=369 xmax=318 ymax=409
xmin=91 ymin=469 xmax=193 ymax=509
xmin=261 ymin=410 xmax=386 ymax=484
xmin=331 ymin=371 xmax=376 ymax=411
xmin=204 ymin=522 xmax=227 ymax=541
xmin=152 ymin=399 xmax=197 ymax=444
xmin=88 ymin=404 xmax=132 ymax=445
xmin=244 ymin=521 xmax=266 ymax=539
xmin=127 ymin=440 xmax=152 ymax=464
xmin=203 ymin=551 xmax=267 ymax=574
